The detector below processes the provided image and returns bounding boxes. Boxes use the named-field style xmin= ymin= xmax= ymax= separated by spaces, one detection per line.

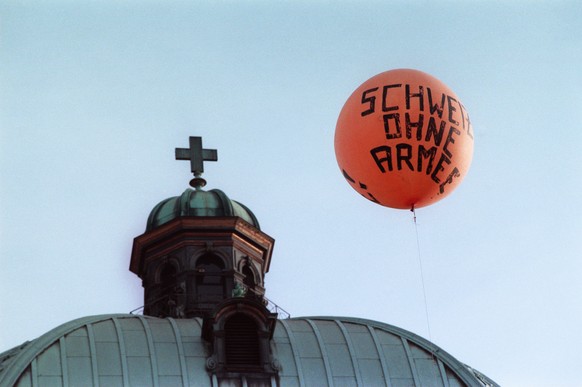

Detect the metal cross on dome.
xmin=175 ymin=136 xmax=217 ymax=189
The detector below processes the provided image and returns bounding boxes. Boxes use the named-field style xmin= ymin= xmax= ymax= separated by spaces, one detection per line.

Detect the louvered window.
xmin=225 ymin=314 xmax=260 ymax=368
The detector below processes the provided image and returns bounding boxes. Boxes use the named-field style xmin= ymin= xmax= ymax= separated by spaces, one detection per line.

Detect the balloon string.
xmin=412 ymin=206 xmax=433 ymax=344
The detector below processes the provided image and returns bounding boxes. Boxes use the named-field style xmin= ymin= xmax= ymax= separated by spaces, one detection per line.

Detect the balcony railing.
xmin=129 ymin=291 xmax=290 ymax=319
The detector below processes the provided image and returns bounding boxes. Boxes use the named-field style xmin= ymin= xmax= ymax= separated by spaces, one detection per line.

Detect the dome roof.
xmin=0 ymin=314 xmax=499 ymax=387
xmin=146 ymin=188 xmax=260 ymax=231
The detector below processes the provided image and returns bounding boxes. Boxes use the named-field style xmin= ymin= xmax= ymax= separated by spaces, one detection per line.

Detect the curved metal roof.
xmin=146 ymin=188 xmax=260 ymax=232
xmin=0 ymin=314 xmax=498 ymax=387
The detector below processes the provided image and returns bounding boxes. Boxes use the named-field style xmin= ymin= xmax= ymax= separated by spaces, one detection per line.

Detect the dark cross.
xmin=175 ymin=137 xmax=217 ymax=187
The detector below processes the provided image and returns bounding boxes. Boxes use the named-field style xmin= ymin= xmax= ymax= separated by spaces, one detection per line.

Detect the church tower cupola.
xmin=130 ymin=137 xmax=275 ymax=319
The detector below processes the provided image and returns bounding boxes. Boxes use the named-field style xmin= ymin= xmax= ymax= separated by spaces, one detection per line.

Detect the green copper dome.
xmin=146 ymin=188 xmax=260 ymax=231
xmin=0 ymin=314 xmax=499 ymax=387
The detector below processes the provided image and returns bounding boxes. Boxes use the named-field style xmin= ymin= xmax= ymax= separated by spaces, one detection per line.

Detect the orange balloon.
xmin=335 ymin=69 xmax=474 ymax=209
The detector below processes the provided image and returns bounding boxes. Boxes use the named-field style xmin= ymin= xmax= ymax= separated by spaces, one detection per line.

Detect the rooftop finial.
xmin=175 ymin=136 xmax=218 ymax=189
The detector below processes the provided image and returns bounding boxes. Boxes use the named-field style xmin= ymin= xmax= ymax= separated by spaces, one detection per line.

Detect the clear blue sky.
xmin=1 ymin=2 xmax=581 ymax=386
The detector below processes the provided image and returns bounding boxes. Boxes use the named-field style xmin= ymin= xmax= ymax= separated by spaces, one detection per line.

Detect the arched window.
xmin=224 ymin=314 xmax=260 ymax=368
xmin=159 ymin=263 xmax=177 ymax=292
xmin=196 ymin=254 xmax=224 ymax=278
xmin=242 ymin=264 xmax=256 ymax=291
xmin=196 ymin=254 xmax=225 ymax=302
